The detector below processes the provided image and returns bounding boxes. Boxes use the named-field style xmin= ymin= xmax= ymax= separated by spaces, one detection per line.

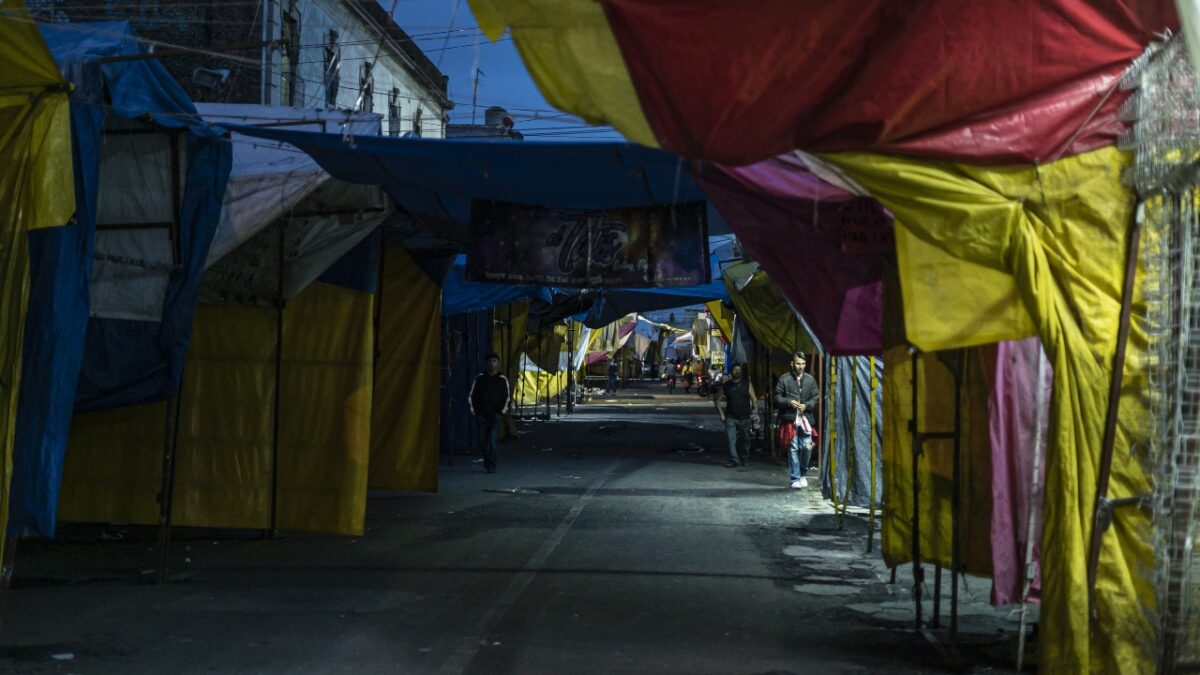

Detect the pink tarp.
xmin=695 ymin=155 xmax=887 ymax=355
xmin=982 ymin=337 xmax=1052 ymax=606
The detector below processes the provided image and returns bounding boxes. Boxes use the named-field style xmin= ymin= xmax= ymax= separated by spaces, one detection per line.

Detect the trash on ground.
xmin=484 ymin=488 xmax=542 ymax=495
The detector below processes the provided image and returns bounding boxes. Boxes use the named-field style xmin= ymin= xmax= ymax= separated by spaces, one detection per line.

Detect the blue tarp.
xmin=226 ymin=126 xmax=716 ymax=226
xmin=8 ymin=22 xmax=231 ymax=537
xmin=442 ymin=255 xmax=552 ymax=316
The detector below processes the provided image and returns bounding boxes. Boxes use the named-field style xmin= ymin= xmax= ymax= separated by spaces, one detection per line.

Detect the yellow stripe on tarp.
xmin=824 ymin=146 xmax=1153 ymax=674
xmin=468 ymin=0 xmax=657 ymax=147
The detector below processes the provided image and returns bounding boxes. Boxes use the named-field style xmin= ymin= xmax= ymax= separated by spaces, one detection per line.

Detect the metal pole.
xmin=0 ymin=534 xmax=17 ymax=631
xmin=829 ymin=357 xmax=840 ymax=512
xmin=1086 ymin=204 xmax=1143 ymax=609
xmin=932 ymin=564 xmax=942 ymax=628
xmin=839 ymin=357 xmax=857 ymax=528
xmin=1016 ymin=345 xmax=1048 ymax=670
xmin=156 ymin=389 xmax=184 ymax=583
xmin=868 ymin=356 xmax=878 ymax=554
xmin=566 ymin=322 xmax=575 ymax=414
xmin=950 ymin=350 xmax=965 ymax=641
xmin=268 ymin=222 xmax=285 ymax=537
xmin=910 ymin=348 xmax=924 ymax=629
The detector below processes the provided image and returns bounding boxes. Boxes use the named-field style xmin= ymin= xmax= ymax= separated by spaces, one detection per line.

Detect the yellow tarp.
xmin=879 ymin=346 xmax=993 ymax=575
xmin=468 ymin=0 xmax=656 ymax=147
xmin=723 ymin=263 xmax=816 ymax=355
xmin=0 ymin=0 xmax=74 ymax=562
xmin=370 ymin=245 xmax=442 ymax=493
xmin=61 ymin=282 xmax=375 ymax=535
xmin=826 ymin=146 xmax=1154 ymax=673
xmin=706 ymin=301 xmax=734 ymax=343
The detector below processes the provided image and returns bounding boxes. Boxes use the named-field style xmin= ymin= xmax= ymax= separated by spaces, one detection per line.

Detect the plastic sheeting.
xmin=722 ymin=263 xmax=816 ymax=357
xmin=442 ymin=310 xmax=492 ymax=453
xmin=198 ymin=180 xmax=390 ymax=307
xmin=0 ymin=1 xmax=75 ymax=554
xmin=442 ymin=254 xmax=552 ymax=317
xmin=697 ymin=158 xmax=886 ymax=355
xmin=831 ymin=146 xmax=1153 ymax=672
xmin=370 ymin=245 xmax=442 ymax=493
xmin=983 ymin=338 xmax=1052 ymax=607
xmin=227 ymin=125 xmax=708 ymax=226
xmin=476 ymin=0 xmax=1175 ymax=165
xmin=195 ymin=103 xmax=381 ymax=266
xmin=820 ymin=356 xmax=883 ymax=509
xmin=60 ymin=280 xmax=374 ymax=535
xmin=33 ymin=22 xmax=234 ymax=415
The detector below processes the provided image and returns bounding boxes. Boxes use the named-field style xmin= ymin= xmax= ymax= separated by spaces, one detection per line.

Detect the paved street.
xmin=1 ymin=383 xmax=1025 ymax=674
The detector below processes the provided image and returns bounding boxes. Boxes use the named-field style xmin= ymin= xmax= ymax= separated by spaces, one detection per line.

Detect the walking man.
xmin=469 ymin=352 xmax=510 ymax=473
xmin=607 ymin=357 xmax=619 ymax=395
xmin=714 ymin=362 xmax=757 ymax=467
xmin=774 ymin=351 xmax=819 ymax=488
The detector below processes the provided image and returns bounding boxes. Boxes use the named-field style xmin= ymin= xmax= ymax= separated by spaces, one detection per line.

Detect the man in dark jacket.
xmin=774 ymin=351 xmax=819 ymax=488
xmin=469 ymin=352 xmax=510 ymax=473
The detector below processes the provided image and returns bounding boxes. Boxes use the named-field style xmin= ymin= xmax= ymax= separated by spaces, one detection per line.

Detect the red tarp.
xmin=695 ymin=155 xmax=887 ymax=355
xmin=602 ymin=0 xmax=1176 ymax=165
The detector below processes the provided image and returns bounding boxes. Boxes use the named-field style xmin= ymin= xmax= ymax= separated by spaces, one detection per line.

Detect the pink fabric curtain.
xmin=983 ymin=337 xmax=1052 ymax=605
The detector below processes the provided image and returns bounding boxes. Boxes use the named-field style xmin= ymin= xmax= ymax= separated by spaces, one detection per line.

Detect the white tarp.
xmin=195 ymin=103 xmax=382 ymax=267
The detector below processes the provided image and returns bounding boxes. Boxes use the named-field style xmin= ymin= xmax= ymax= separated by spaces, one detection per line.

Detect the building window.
xmin=412 ymin=107 xmax=422 ymax=137
xmin=323 ymin=30 xmax=340 ymax=109
xmin=358 ymin=62 xmax=374 ymax=113
xmin=280 ymin=9 xmax=301 ymax=107
xmin=388 ymin=87 xmax=400 ymax=136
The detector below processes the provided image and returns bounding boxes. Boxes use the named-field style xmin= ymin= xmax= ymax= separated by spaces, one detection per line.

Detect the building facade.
xmin=29 ymin=0 xmax=451 ymax=137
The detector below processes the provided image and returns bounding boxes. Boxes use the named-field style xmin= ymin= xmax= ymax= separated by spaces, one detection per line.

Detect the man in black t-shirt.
xmin=714 ymin=363 xmax=758 ymax=467
xmin=469 ymin=352 xmax=510 ymax=473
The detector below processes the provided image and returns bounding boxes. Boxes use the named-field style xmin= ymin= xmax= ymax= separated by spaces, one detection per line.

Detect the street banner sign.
xmin=466 ymin=200 xmax=710 ymax=287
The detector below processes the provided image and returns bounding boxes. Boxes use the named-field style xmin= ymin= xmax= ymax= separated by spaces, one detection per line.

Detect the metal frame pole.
xmin=950 ymin=350 xmax=965 ymax=640
xmin=268 ymin=221 xmax=285 ymax=537
xmin=156 ymin=388 xmax=184 ymax=583
xmin=910 ymin=348 xmax=924 ymax=629
xmin=1086 ymin=204 xmax=1143 ymax=608
xmin=828 ymin=357 xmax=840 ymax=511
xmin=867 ymin=356 xmax=878 ymax=554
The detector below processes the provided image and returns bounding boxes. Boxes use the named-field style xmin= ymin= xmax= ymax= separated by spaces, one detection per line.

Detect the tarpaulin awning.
xmin=698 ymin=156 xmax=886 ymax=354
xmin=442 ymin=254 xmax=553 ymax=316
xmin=226 ymin=125 xmax=712 ymax=225
xmin=473 ymin=0 xmax=1176 ymax=165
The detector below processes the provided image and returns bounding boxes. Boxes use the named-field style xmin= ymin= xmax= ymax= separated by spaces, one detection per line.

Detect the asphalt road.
xmin=0 ymin=382 xmax=1026 ymax=674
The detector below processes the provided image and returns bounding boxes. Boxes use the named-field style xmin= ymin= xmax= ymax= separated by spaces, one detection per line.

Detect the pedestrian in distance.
xmin=774 ymin=351 xmax=819 ymax=489
xmin=607 ymin=357 xmax=619 ymax=395
xmin=469 ymin=352 xmax=510 ymax=474
xmin=714 ymin=362 xmax=758 ymax=468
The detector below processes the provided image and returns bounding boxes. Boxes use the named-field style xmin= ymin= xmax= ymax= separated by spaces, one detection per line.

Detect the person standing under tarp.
xmin=469 ymin=352 xmax=510 ymax=474
xmin=714 ymin=362 xmax=758 ymax=467
xmin=607 ymin=357 xmax=619 ymax=394
xmin=774 ymin=351 xmax=819 ymax=488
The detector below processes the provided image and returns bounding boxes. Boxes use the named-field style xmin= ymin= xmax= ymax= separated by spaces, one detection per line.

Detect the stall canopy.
xmin=442 ymin=254 xmax=552 ymax=316
xmin=226 ymin=125 xmax=726 ymax=232
xmin=9 ymin=21 xmax=231 ymax=539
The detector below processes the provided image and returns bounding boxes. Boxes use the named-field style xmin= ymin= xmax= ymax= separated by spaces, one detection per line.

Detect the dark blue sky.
xmin=390 ymin=0 xmax=625 ymax=142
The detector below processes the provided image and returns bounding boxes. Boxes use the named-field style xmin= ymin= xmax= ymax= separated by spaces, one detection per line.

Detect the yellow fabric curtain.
xmin=468 ymin=0 xmax=656 ymax=147
xmin=826 ymin=146 xmax=1153 ymax=673
xmin=61 ymin=281 xmax=375 ymax=535
xmin=706 ymin=301 xmax=734 ymax=343
xmin=879 ymin=346 xmax=993 ymax=575
xmin=0 ymin=2 xmax=74 ymax=562
xmin=370 ymin=245 xmax=442 ymax=493
xmin=723 ymin=264 xmax=815 ymax=355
